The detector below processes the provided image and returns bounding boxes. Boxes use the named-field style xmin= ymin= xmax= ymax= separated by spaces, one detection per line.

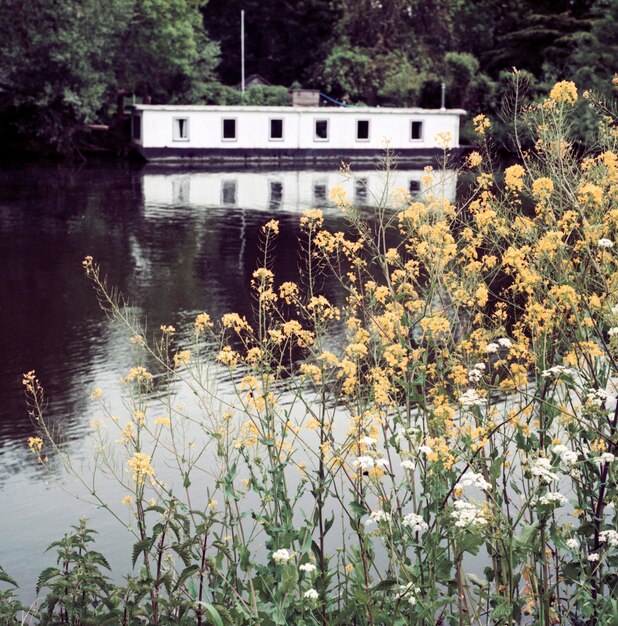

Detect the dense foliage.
xmin=0 ymin=0 xmax=616 ymax=154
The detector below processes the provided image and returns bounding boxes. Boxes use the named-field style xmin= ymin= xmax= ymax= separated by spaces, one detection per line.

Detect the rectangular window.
xmin=173 ymin=117 xmax=189 ymax=141
xmin=268 ymin=181 xmax=283 ymax=210
xmin=270 ymin=118 xmax=284 ymax=141
xmin=356 ymin=120 xmax=369 ymax=141
xmin=222 ymin=118 xmax=237 ymax=140
xmin=411 ymin=120 xmax=423 ymax=141
xmin=314 ymin=119 xmax=329 ymax=141
xmin=132 ymin=115 xmax=141 ymax=141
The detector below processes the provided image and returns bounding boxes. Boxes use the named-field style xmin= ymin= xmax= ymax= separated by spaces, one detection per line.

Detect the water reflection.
xmin=0 ymin=162 xmax=458 ymax=603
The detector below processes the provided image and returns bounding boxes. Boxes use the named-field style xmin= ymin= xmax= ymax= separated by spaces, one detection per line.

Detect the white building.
xmin=131 ymin=105 xmax=466 ymax=164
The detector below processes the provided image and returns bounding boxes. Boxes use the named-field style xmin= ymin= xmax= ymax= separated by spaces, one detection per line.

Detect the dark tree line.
xmin=0 ymin=0 xmax=616 ymax=154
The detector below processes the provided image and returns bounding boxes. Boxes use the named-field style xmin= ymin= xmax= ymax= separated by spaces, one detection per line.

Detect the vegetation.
xmin=0 ymin=0 xmax=616 ymax=154
xmin=3 ymin=79 xmax=617 ymax=624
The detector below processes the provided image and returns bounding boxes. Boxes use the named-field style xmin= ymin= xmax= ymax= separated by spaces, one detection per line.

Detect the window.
xmin=173 ymin=117 xmax=189 ymax=141
xmin=411 ymin=120 xmax=423 ymax=141
xmin=221 ymin=180 xmax=237 ymax=205
xmin=314 ymin=119 xmax=329 ymax=141
xmin=356 ymin=120 xmax=369 ymax=141
xmin=222 ymin=118 xmax=237 ymax=141
xmin=313 ymin=182 xmax=327 ymax=205
xmin=409 ymin=179 xmax=420 ymax=194
xmin=132 ymin=115 xmax=141 ymax=141
xmin=355 ymin=177 xmax=368 ymax=203
xmin=270 ymin=118 xmax=284 ymax=141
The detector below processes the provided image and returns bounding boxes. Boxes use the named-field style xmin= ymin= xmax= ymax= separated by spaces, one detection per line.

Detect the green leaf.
xmin=36 ymin=567 xmax=60 ymax=593
xmin=132 ymin=538 xmax=152 ymax=568
xmin=0 ymin=569 xmax=18 ymax=587
xmin=198 ymin=600 xmax=225 ymax=626
xmin=372 ymin=578 xmax=399 ymax=592
xmin=175 ymin=564 xmax=200 ymax=590
xmin=183 ymin=472 xmax=191 ymax=488
xmin=349 ymin=501 xmax=370 ymax=519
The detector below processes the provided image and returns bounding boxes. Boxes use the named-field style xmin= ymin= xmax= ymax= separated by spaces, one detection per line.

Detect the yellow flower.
xmin=124 ymin=367 xmax=153 ymax=384
xmin=160 ymin=325 xmax=176 ymax=335
xmin=549 ymin=81 xmax=578 ymax=105
xmin=155 ymin=416 xmax=171 ymax=427
xmin=121 ymin=495 xmax=134 ymax=505
xmin=194 ymin=312 xmax=213 ymax=334
xmin=467 ymin=151 xmax=483 ymax=168
xmin=90 ymin=388 xmax=103 ymax=399
xmin=473 ymin=114 xmax=491 ymax=135
xmin=262 ymin=219 xmax=279 ymax=235
xmin=531 ymin=177 xmax=554 ymax=201
xmin=504 ymin=164 xmax=525 ymax=192
xmin=173 ymin=350 xmax=191 ymax=368
xmin=127 ymin=452 xmax=155 ymax=485
xmin=27 ymin=436 xmax=43 ymax=453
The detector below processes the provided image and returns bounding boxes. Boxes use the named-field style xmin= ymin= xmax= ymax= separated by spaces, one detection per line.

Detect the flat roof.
xmin=132 ymin=105 xmax=467 ymax=116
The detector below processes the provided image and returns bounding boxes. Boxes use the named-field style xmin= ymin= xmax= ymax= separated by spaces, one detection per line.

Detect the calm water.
xmin=0 ymin=161 xmax=457 ymax=603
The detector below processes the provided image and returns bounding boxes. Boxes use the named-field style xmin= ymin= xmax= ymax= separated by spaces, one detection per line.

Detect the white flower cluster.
xmin=468 ymin=362 xmax=486 ymax=383
xmin=537 ymin=491 xmax=568 ymax=506
xmin=402 ymin=513 xmax=429 ymax=533
xmin=599 ymin=530 xmax=618 ymax=548
xmin=486 ymin=337 xmax=513 ymax=353
xmin=299 ymin=562 xmax=317 ymax=573
xmin=398 ymin=583 xmax=421 ymax=606
xmin=529 ymin=457 xmax=559 ymax=483
xmin=588 ymin=553 xmax=600 ymax=562
xmin=401 ymin=459 xmax=416 ymax=471
xmin=359 ymin=436 xmax=377 ymax=447
xmin=586 ymin=388 xmax=612 ymax=407
xmin=598 ymin=238 xmax=614 ymax=249
xmin=566 ymin=537 xmax=580 ymax=549
xmin=272 ymin=548 xmax=294 ymax=564
xmin=552 ymin=444 xmax=578 ymax=467
xmin=609 ymin=327 xmax=618 ymax=337
xmin=353 ymin=456 xmax=389 ymax=471
xmin=303 ymin=588 xmax=319 ymax=601
xmin=592 ymin=452 xmax=616 ymax=467
xmin=394 ymin=425 xmax=420 ymax=446
xmin=457 ymin=472 xmax=492 ymax=492
xmin=541 ymin=365 xmax=572 ymax=379
xmin=451 ymin=500 xmax=488 ymax=529
xmin=365 ymin=510 xmax=392 ymax=526
xmin=459 ymin=388 xmax=485 ymax=408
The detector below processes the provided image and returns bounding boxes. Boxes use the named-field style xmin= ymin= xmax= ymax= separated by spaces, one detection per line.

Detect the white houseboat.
xmin=130 ymin=105 xmax=466 ymax=165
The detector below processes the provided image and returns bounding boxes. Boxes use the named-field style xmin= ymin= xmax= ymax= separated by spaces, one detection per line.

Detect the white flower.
xmin=459 ymin=389 xmax=485 ymax=408
xmin=537 ymin=491 xmax=568 ymax=506
xmin=419 ymin=445 xmax=433 ymax=456
xmin=485 ymin=342 xmax=499 ymax=353
xmin=566 ymin=538 xmax=579 ymax=549
xmin=272 ymin=549 xmax=294 ymax=564
xmin=365 ymin=510 xmax=392 ymax=526
xmin=497 ymin=337 xmax=513 ymax=348
xmin=353 ymin=456 xmax=375 ymax=471
xmin=359 ymin=436 xmax=377 ymax=447
xmin=401 ymin=459 xmax=416 ymax=471
xmin=457 ymin=472 xmax=492 ymax=492
xmin=402 ymin=513 xmax=429 ymax=533
xmin=541 ymin=365 xmax=572 ymax=379
xmin=599 ymin=530 xmax=618 ymax=548
xmin=530 ymin=457 xmax=559 ymax=483
xmin=304 ymin=588 xmax=319 ymax=601
xmin=598 ymin=238 xmax=614 ymax=249
xmin=552 ymin=444 xmax=578 ymax=467
xmin=609 ymin=327 xmax=618 ymax=337
xmin=612 ymin=304 xmax=618 ymax=316
xmin=586 ymin=388 xmax=610 ymax=407
xmin=375 ymin=458 xmax=390 ymax=470
xmin=451 ymin=500 xmax=487 ymax=528
xmin=593 ymin=452 xmax=616 ymax=467
xmin=588 ymin=553 xmax=600 ymax=562
xmin=299 ymin=563 xmax=317 ymax=573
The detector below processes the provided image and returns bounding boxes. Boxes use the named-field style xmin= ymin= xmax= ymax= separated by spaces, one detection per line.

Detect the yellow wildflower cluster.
xmin=262 ymin=219 xmax=280 ymax=235
xmin=504 ymin=164 xmax=525 ymax=192
xmin=473 ymin=114 xmax=491 ymax=135
xmin=27 ymin=436 xmax=43 ymax=453
xmin=549 ymin=80 xmax=578 ymax=105
xmin=127 ymin=452 xmax=155 ymax=485
xmin=124 ymin=367 xmax=153 ymax=384
xmin=173 ymin=350 xmax=191 ymax=368
xmin=194 ymin=312 xmax=213 ymax=334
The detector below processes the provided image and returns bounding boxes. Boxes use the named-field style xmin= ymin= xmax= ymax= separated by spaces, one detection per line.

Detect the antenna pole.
xmin=241 ymin=10 xmax=246 ymax=93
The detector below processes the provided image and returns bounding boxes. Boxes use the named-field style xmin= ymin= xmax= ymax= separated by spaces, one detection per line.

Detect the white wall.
xmin=135 ymin=107 xmax=463 ymax=150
